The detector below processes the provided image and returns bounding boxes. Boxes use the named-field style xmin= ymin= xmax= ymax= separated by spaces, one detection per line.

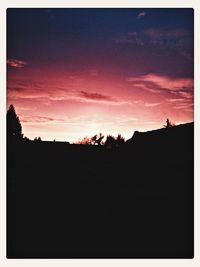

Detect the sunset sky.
xmin=7 ymin=8 xmax=194 ymax=142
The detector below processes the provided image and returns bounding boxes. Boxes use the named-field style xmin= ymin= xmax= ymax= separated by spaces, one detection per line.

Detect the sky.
xmin=7 ymin=8 xmax=194 ymax=142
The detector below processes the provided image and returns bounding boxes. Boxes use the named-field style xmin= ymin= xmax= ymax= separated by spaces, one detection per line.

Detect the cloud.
xmin=167 ymin=98 xmax=186 ymax=103
xmin=7 ymin=79 xmax=71 ymax=101
xmin=166 ymin=96 xmax=193 ymax=112
xmin=126 ymin=73 xmax=194 ymax=111
xmin=7 ymin=79 xmax=129 ymax=106
xmin=20 ymin=115 xmax=64 ymax=124
xmin=143 ymin=74 xmax=193 ymax=91
xmin=137 ymin=11 xmax=146 ymax=19
xmin=78 ymin=91 xmax=129 ymax=105
xmin=113 ymin=28 xmax=193 ymax=60
xmin=7 ymin=59 xmax=27 ymax=69
xmin=127 ymin=73 xmax=194 ymax=93
xmin=80 ymin=91 xmax=113 ymax=101
xmin=172 ymin=103 xmax=194 ymax=110
xmin=144 ymin=102 xmax=161 ymax=107
xmin=117 ymin=117 xmax=138 ymax=126
xmin=178 ymin=90 xmax=193 ymax=99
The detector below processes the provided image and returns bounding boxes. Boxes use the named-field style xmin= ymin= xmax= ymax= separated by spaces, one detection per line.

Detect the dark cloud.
xmin=21 ymin=115 xmax=64 ymax=123
xmin=79 ymin=91 xmax=114 ymax=101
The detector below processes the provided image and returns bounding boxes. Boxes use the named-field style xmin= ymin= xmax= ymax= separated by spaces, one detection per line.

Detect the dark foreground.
xmin=7 ymin=123 xmax=194 ymax=258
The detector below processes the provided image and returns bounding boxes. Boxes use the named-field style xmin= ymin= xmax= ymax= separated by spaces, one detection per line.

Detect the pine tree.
xmin=7 ymin=104 xmax=22 ymax=140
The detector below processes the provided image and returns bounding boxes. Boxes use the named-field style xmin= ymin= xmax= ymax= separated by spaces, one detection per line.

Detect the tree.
xmin=91 ymin=134 xmax=98 ymax=145
xmin=164 ymin=118 xmax=174 ymax=128
xmin=23 ymin=136 xmax=30 ymax=141
xmin=96 ymin=133 xmax=104 ymax=145
xmin=116 ymin=134 xmax=125 ymax=146
xmin=75 ymin=133 xmax=104 ymax=145
xmin=104 ymin=135 xmax=116 ymax=148
xmin=34 ymin=137 xmax=42 ymax=142
xmin=91 ymin=133 xmax=104 ymax=145
xmin=7 ymin=104 xmax=22 ymax=140
xmin=75 ymin=136 xmax=93 ymax=145
xmin=104 ymin=134 xmax=125 ymax=148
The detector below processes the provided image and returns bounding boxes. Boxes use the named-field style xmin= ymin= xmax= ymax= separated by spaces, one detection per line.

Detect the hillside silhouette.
xmin=7 ymin=109 xmax=194 ymax=258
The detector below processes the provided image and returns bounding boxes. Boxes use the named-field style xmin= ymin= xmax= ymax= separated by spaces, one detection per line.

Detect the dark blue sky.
xmin=7 ymin=8 xmax=193 ymax=77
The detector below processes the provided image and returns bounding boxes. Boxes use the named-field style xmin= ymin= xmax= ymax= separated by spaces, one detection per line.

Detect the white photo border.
xmin=1 ymin=0 xmax=199 ymax=266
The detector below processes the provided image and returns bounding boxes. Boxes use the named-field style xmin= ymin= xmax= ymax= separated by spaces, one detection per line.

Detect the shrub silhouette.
xmin=34 ymin=137 xmax=42 ymax=142
xmin=7 ymin=104 xmax=23 ymax=140
xmin=75 ymin=136 xmax=93 ymax=145
xmin=104 ymin=135 xmax=115 ymax=148
xmin=164 ymin=118 xmax=175 ymax=128
xmin=116 ymin=134 xmax=125 ymax=146
xmin=96 ymin=133 xmax=104 ymax=145
xmin=76 ymin=134 xmax=125 ymax=148
xmin=91 ymin=133 xmax=104 ymax=145
xmin=104 ymin=134 xmax=125 ymax=148
xmin=75 ymin=133 xmax=104 ymax=145
xmin=91 ymin=134 xmax=98 ymax=144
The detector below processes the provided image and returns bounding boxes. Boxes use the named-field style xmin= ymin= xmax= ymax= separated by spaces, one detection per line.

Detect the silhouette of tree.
xmin=104 ymin=134 xmax=125 ymax=148
xmin=7 ymin=104 xmax=23 ymax=140
xmin=104 ymin=135 xmax=116 ymax=148
xmin=164 ymin=118 xmax=174 ymax=128
xmin=91 ymin=133 xmax=104 ymax=145
xmin=23 ymin=136 xmax=30 ymax=141
xmin=75 ymin=133 xmax=104 ymax=145
xmin=34 ymin=137 xmax=42 ymax=142
xmin=96 ymin=133 xmax=104 ymax=145
xmin=75 ymin=136 xmax=92 ymax=145
xmin=116 ymin=134 xmax=125 ymax=146
xmin=91 ymin=134 xmax=97 ymax=145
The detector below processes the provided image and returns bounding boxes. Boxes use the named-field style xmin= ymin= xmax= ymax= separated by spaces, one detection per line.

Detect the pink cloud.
xmin=167 ymin=98 xmax=186 ymax=103
xmin=20 ymin=115 xmax=64 ymax=123
xmin=127 ymin=74 xmax=194 ymax=92
xmin=7 ymin=78 xmax=129 ymax=106
xmin=172 ymin=103 xmax=194 ymax=110
xmin=178 ymin=91 xmax=193 ymax=99
xmin=7 ymin=59 xmax=27 ymax=68
xmin=166 ymin=96 xmax=193 ymax=112
xmin=143 ymin=74 xmax=193 ymax=90
xmin=144 ymin=102 xmax=161 ymax=107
